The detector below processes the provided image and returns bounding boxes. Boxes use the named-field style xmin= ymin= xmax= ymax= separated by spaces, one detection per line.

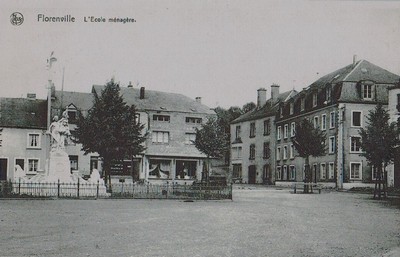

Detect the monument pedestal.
xmin=47 ymin=149 xmax=74 ymax=183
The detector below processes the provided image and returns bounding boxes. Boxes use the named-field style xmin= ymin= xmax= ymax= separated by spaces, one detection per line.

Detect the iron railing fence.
xmin=0 ymin=180 xmax=232 ymax=200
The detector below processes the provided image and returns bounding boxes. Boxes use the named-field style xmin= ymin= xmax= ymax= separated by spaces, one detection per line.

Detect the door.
xmin=0 ymin=159 xmax=8 ymax=181
xmin=248 ymin=165 xmax=256 ymax=184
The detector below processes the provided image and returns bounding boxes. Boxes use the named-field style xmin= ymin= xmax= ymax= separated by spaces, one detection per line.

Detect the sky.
xmin=1 ymin=0 xmax=400 ymax=108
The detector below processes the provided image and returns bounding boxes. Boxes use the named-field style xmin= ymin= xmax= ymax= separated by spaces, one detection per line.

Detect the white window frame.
xmin=350 ymin=162 xmax=362 ymax=180
xmin=290 ymin=122 xmax=295 ymax=137
xmin=289 ymin=165 xmax=296 ymax=180
xmin=362 ymin=84 xmax=373 ymax=100
xmin=249 ymin=144 xmax=256 ymax=160
xmin=329 ymin=136 xmax=335 ymax=153
xmin=313 ymin=116 xmax=319 ymax=129
xmin=321 ymin=114 xmax=327 ymax=130
xmin=320 ymin=163 xmax=326 ymax=180
xmin=290 ymin=144 xmax=294 ymax=159
xmin=185 ymin=133 xmax=196 ymax=145
xmin=351 ymin=110 xmax=362 ymax=128
xmin=152 ymin=131 xmax=169 ymax=144
xmin=350 ymin=136 xmax=362 ymax=153
xmin=27 ymin=132 xmax=41 ymax=149
xmin=301 ymin=98 xmax=305 ymax=111
xmin=27 ymin=158 xmax=39 ymax=174
xmin=313 ymin=92 xmax=318 ymax=107
xmin=277 ymin=126 xmax=281 ymax=140
xmin=284 ymin=124 xmax=288 ymax=139
xmin=276 ymin=166 xmax=282 ymax=180
xmin=283 ymin=165 xmax=288 ymax=180
xmin=326 ymin=86 xmax=332 ymax=102
xmin=276 ymin=147 xmax=281 ymax=161
xmin=283 ymin=145 xmax=288 ymax=160
xmin=328 ymin=162 xmax=334 ymax=179
xmin=330 ymin=111 xmax=335 ymax=129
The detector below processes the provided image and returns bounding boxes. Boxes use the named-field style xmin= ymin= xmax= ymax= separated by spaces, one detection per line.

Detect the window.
xmin=233 ymin=164 xmax=242 ymax=178
xmin=27 ymin=133 xmax=41 ymax=148
xmin=313 ymin=92 xmax=318 ymax=107
xmin=284 ymin=124 xmax=289 ymax=139
xmin=15 ymin=159 xmax=25 ymax=171
xmin=69 ymin=155 xmax=78 ymax=170
xmin=276 ymin=147 xmax=281 ymax=161
xmin=289 ymin=165 xmax=296 ymax=180
xmin=350 ymin=136 xmax=362 ymax=152
xmin=328 ymin=162 xmax=334 ymax=179
xmin=352 ymin=111 xmax=362 ymax=127
xmin=290 ymin=144 xmax=294 ymax=159
xmin=330 ymin=112 xmax=335 ymax=128
xmin=135 ymin=114 xmax=140 ymax=124
xmin=321 ymin=114 xmax=327 ymax=130
xmin=263 ymin=142 xmax=270 ymax=159
xmin=290 ymin=122 xmax=295 ymax=137
xmin=290 ymin=102 xmax=294 ymax=115
xmin=362 ymin=84 xmax=373 ymax=99
xmin=153 ymin=115 xmax=170 ymax=122
xmin=350 ymin=162 xmax=362 ymax=180
xmin=249 ymin=144 xmax=255 ymax=160
xmin=263 ymin=119 xmax=270 ymax=135
xmin=186 ymin=117 xmax=202 ymax=124
xmin=232 ymin=147 xmax=242 ymax=159
xmin=283 ymin=146 xmax=288 ymax=160
xmin=301 ymin=98 xmax=305 ymax=111
xmin=277 ymin=126 xmax=281 ymax=140
xmin=313 ymin=116 xmax=319 ymax=129
xmin=320 ymin=163 xmax=326 ymax=180
xmin=372 ymin=165 xmax=383 ymax=180
xmin=329 ymin=136 xmax=335 ymax=153
xmin=276 ymin=166 xmax=282 ymax=180
xmin=326 ymin=86 xmax=332 ymax=103
xmin=185 ymin=133 xmax=196 ymax=144
xmin=235 ymin=126 xmax=241 ymax=140
xmin=250 ymin=122 xmax=256 ymax=138
xmin=283 ymin=166 xmax=288 ymax=180
xmin=27 ymin=159 xmax=39 ymax=173
xmin=280 ymin=106 xmax=283 ymax=117
xmin=152 ymin=131 xmax=169 ymax=143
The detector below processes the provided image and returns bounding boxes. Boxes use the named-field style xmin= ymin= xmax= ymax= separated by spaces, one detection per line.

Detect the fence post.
xmin=18 ymin=178 xmax=21 ymax=194
xmin=96 ymin=180 xmax=99 ymax=199
xmin=57 ymin=179 xmax=60 ymax=198
xmin=166 ymin=181 xmax=169 ymax=199
xmin=77 ymin=178 xmax=80 ymax=198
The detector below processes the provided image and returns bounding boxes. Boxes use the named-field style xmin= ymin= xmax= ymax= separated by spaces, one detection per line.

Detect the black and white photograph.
xmin=1 ymin=1 xmax=400 ymax=256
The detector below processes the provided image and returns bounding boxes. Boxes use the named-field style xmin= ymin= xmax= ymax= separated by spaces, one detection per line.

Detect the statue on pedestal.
xmin=48 ymin=110 xmax=71 ymax=151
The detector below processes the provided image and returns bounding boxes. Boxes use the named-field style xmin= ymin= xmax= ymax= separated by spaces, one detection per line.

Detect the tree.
xmin=292 ymin=119 xmax=326 ymax=193
xmin=359 ymin=104 xmax=400 ymax=199
xmin=194 ymin=116 xmax=229 ymax=183
xmin=242 ymin=102 xmax=256 ymax=113
xmin=73 ymin=79 xmax=146 ymax=187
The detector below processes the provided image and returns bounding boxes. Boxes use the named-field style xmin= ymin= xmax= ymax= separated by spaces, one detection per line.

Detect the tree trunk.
xmin=374 ymin=164 xmax=385 ymax=200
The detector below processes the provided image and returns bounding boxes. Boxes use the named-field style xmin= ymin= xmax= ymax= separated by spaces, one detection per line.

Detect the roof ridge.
xmin=342 ymin=59 xmax=364 ymax=81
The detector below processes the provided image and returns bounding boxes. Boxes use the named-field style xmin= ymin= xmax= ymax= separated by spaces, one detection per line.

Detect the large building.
xmin=0 ymin=95 xmax=48 ymax=181
xmin=232 ymin=59 xmax=400 ymax=189
xmin=51 ymin=83 xmax=215 ymax=184
xmin=230 ymin=85 xmax=297 ymax=184
xmin=387 ymin=80 xmax=400 ymax=188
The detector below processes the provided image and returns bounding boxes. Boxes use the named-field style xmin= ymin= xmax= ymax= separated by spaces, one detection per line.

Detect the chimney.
xmin=353 ymin=54 xmax=357 ymax=67
xmin=27 ymin=93 xmax=36 ymax=100
xmin=140 ymin=87 xmax=145 ymax=99
xmin=257 ymin=88 xmax=267 ymax=107
xmin=195 ymin=97 xmax=202 ymax=104
xmin=128 ymin=81 xmax=133 ymax=88
xmin=271 ymin=84 xmax=280 ymax=100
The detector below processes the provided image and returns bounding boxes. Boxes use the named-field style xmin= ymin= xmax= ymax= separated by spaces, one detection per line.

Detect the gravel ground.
xmin=0 ymin=186 xmax=399 ymax=257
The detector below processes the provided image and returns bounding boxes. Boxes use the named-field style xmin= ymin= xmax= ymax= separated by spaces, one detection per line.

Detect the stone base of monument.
xmin=15 ymin=149 xmax=108 ymax=197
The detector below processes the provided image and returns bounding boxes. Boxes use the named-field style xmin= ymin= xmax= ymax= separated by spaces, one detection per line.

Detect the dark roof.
xmin=309 ymin=59 xmax=399 ymax=88
xmin=92 ymin=85 xmax=215 ymax=115
xmin=231 ymin=90 xmax=297 ymax=124
xmin=53 ymin=91 xmax=94 ymax=112
xmin=0 ymin=98 xmax=47 ymax=129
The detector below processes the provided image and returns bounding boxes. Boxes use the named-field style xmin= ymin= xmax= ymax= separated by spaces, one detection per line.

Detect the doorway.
xmin=248 ymin=165 xmax=256 ymax=184
xmin=0 ymin=158 xmax=8 ymax=181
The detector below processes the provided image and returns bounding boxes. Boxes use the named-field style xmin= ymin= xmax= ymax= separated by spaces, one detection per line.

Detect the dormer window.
xmin=300 ymin=98 xmax=305 ymax=112
xmin=360 ymin=81 xmax=374 ymax=100
xmin=326 ymin=86 xmax=332 ymax=103
xmin=66 ymin=104 xmax=78 ymax=124
xmin=312 ymin=92 xmax=318 ymax=107
xmin=289 ymin=102 xmax=294 ymax=115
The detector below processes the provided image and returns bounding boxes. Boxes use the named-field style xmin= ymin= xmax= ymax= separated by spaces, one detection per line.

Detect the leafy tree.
xmin=359 ymin=104 xmax=400 ymax=199
xmin=292 ymin=119 xmax=326 ymax=193
xmin=242 ymin=102 xmax=256 ymax=113
xmin=194 ymin=116 xmax=229 ymax=183
xmin=73 ymin=79 xmax=146 ymax=187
